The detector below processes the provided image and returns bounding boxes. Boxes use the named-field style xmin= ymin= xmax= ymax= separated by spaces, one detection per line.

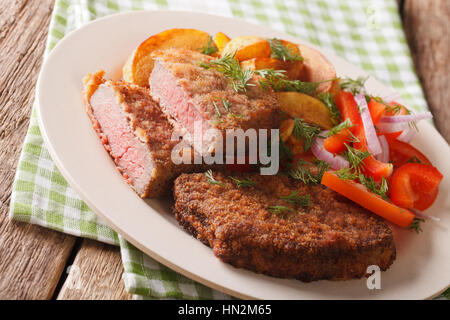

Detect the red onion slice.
xmin=379 ymin=112 xmax=432 ymax=123
xmin=355 ymin=93 xmax=382 ymax=155
xmin=411 ymin=209 xmax=441 ymax=222
xmin=311 ymin=132 xmax=349 ymax=170
xmin=376 ymin=135 xmax=390 ymax=163
xmin=376 ymin=122 xmax=409 ymax=133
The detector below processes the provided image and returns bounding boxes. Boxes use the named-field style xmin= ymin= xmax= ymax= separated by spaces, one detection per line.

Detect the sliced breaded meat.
xmin=173 ymin=171 xmax=396 ymax=282
xmin=149 ymin=48 xmax=280 ymax=154
xmin=83 ymin=70 xmax=198 ymax=198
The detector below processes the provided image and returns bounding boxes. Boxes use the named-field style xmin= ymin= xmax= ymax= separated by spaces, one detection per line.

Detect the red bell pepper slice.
xmin=390 ymin=163 xmax=443 ymax=211
xmin=387 ymin=139 xmax=432 ymax=168
xmin=368 ymin=99 xmax=386 ymax=125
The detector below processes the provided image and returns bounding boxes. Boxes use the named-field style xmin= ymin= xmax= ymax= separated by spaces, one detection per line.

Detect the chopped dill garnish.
xmin=212 ymin=100 xmax=221 ymax=118
xmin=222 ymin=98 xmax=231 ymax=112
xmin=340 ymin=76 xmax=368 ymax=95
xmin=228 ymin=176 xmax=256 ymax=188
xmin=280 ymin=191 xmax=310 ymax=207
xmin=288 ymin=159 xmax=329 ymax=185
xmin=200 ymin=36 xmax=218 ymax=55
xmin=255 ymin=68 xmax=331 ymax=95
xmin=409 ymin=217 xmax=425 ymax=234
xmin=327 ymin=119 xmax=355 ymax=137
xmin=334 ymin=144 xmax=371 ymax=180
xmin=292 ymin=117 xmax=322 ymax=151
xmin=199 ymin=53 xmax=254 ymax=93
xmin=204 ymin=170 xmax=225 ymax=187
xmin=317 ymin=92 xmax=342 ymax=125
xmin=229 ymin=113 xmax=243 ymax=119
xmin=268 ymin=38 xmax=303 ymax=62
xmin=268 ymin=205 xmax=296 ymax=216
xmin=359 ymin=175 xmax=389 ymax=200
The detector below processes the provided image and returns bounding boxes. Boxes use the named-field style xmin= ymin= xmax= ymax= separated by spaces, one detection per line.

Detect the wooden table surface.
xmin=0 ymin=0 xmax=448 ymax=300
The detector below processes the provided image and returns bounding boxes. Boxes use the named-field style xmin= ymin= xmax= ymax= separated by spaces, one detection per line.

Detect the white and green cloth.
xmin=10 ymin=0 xmax=449 ymax=300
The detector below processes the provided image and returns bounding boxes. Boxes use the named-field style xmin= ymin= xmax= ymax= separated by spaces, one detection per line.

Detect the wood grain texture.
xmin=0 ymin=0 xmax=79 ymax=300
xmin=402 ymin=0 xmax=450 ymax=142
xmin=57 ymin=239 xmax=132 ymax=300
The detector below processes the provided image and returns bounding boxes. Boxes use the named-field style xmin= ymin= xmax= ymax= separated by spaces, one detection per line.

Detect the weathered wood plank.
xmin=57 ymin=239 xmax=132 ymax=300
xmin=0 ymin=0 xmax=79 ymax=300
xmin=402 ymin=0 xmax=450 ymax=142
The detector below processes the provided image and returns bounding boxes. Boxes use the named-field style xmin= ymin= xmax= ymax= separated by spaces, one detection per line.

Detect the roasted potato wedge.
xmin=213 ymin=32 xmax=231 ymax=53
xmin=277 ymin=92 xmax=334 ymax=129
xmin=123 ymin=28 xmax=211 ymax=87
xmin=280 ymin=119 xmax=295 ymax=142
xmin=221 ymin=36 xmax=271 ymax=61
xmin=298 ymin=44 xmax=339 ymax=94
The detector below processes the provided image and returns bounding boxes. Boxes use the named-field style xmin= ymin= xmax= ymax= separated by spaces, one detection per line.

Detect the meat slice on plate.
xmin=83 ymin=70 xmax=198 ymax=198
xmin=173 ymin=171 xmax=396 ymax=281
xmin=149 ymin=48 xmax=281 ymax=154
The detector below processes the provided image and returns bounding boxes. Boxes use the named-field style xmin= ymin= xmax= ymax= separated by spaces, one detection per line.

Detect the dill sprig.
xmin=326 ymin=119 xmax=355 ymax=137
xmin=292 ymin=117 xmax=322 ymax=151
xmin=229 ymin=176 xmax=256 ymax=188
xmin=254 ymin=69 xmax=327 ymax=95
xmin=204 ymin=170 xmax=225 ymax=187
xmin=229 ymin=113 xmax=243 ymax=119
xmin=268 ymin=38 xmax=303 ymax=62
xmin=317 ymin=92 xmax=342 ymax=125
xmin=359 ymin=175 xmax=389 ymax=200
xmin=340 ymin=76 xmax=368 ymax=95
xmin=199 ymin=53 xmax=254 ymax=93
xmin=268 ymin=205 xmax=296 ymax=216
xmin=334 ymin=144 xmax=371 ymax=180
xmin=288 ymin=159 xmax=329 ymax=185
xmin=280 ymin=191 xmax=310 ymax=207
xmin=409 ymin=217 xmax=425 ymax=234
xmin=212 ymin=100 xmax=222 ymax=118
xmin=200 ymin=36 xmax=218 ymax=55
xmin=222 ymin=98 xmax=231 ymax=112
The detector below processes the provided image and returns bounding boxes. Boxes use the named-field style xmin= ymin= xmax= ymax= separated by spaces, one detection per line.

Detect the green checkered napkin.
xmin=10 ymin=0 xmax=449 ymax=300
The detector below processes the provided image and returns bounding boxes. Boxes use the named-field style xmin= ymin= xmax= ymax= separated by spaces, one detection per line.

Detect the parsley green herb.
xmin=199 ymin=53 xmax=254 ymax=93
xmin=340 ymin=76 xmax=368 ymax=95
xmin=229 ymin=176 xmax=256 ymax=188
xmin=280 ymin=191 xmax=310 ymax=207
xmin=268 ymin=38 xmax=303 ymax=62
xmin=200 ymin=36 xmax=218 ymax=55
xmin=204 ymin=170 xmax=225 ymax=187
xmin=292 ymin=118 xmax=322 ymax=151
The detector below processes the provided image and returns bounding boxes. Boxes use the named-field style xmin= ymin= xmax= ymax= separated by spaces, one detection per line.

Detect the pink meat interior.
xmin=90 ymin=84 xmax=153 ymax=195
xmin=150 ymin=61 xmax=218 ymax=153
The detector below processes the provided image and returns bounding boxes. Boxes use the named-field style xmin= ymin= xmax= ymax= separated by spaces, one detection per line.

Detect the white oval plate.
xmin=37 ymin=11 xmax=450 ymax=299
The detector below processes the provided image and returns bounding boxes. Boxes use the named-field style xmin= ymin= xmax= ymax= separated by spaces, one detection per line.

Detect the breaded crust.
xmin=173 ymin=172 xmax=396 ymax=281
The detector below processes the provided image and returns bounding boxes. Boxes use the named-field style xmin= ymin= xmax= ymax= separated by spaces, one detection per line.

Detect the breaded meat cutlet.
xmin=149 ymin=48 xmax=280 ymax=154
xmin=83 ymin=70 xmax=201 ymax=198
xmin=173 ymin=171 xmax=396 ymax=282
